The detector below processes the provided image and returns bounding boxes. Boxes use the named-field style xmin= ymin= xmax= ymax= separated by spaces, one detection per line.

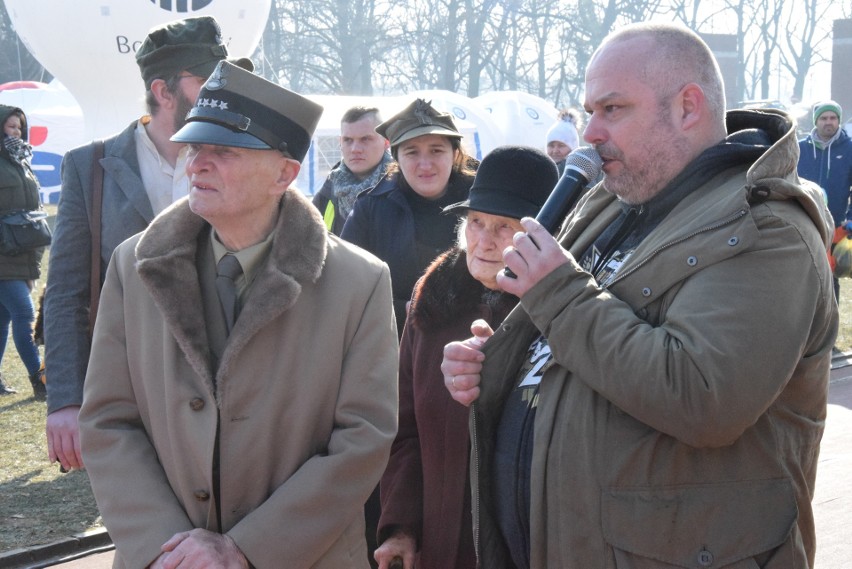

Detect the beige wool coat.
xmin=79 ymin=188 xmax=399 ymax=569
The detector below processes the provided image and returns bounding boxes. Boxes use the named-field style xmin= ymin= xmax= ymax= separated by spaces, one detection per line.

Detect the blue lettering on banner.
xmin=149 ymin=0 xmax=213 ymax=12
xmin=31 ymin=151 xmax=61 ymax=188
xmin=31 ymin=151 xmax=63 ymax=204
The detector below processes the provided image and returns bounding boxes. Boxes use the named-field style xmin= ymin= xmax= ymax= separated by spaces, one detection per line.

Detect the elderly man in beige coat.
xmin=79 ymin=61 xmax=398 ymax=569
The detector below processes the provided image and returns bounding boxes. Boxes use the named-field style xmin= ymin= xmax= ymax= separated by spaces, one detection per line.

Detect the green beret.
xmin=135 ymin=16 xmax=253 ymax=88
xmin=376 ymin=98 xmax=461 ymax=148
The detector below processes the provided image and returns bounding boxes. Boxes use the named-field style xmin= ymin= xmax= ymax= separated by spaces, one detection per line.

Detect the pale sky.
xmin=673 ymin=0 xmax=845 ymax=107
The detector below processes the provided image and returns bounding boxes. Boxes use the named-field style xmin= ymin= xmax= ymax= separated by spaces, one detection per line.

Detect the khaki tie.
xmin=215 ymin=254 xmax=243 ymax=334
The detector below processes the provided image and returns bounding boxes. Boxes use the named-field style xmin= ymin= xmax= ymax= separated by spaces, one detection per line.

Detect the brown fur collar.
xmin=134 ymin=188 xmax=328 ymax=385
xmin=409 ymin=247 xmax=517 ymax=332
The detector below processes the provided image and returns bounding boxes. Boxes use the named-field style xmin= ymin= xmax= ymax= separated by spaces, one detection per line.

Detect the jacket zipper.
xmin=607 ymin=208 xmax=748 ymax=287
xmin=470 ymin=400 xmax=481 ymax=565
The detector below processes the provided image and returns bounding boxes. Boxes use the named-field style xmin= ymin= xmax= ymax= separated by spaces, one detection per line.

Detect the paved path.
xmin=32 ymin=372 xmax=852 ymax=568
xmin=814 ymin=368 xmax=852 ymax=568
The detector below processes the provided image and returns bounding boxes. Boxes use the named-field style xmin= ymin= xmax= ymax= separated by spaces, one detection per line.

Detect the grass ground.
xmin=1 ymin=233 xmax=851 ymax=553
xmin=0 ymin=205 xmax=102 ymax=552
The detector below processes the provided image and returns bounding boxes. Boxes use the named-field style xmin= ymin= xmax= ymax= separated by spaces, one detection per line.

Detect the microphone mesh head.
xmin=565 ymin=147 xmax=603 ymax=181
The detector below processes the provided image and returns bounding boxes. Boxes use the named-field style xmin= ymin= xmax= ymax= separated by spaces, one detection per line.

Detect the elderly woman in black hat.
xmin=374 ymin=146 xmax=558 ymax=569
xmin=341 ymin=98 xmax=477 ymax=337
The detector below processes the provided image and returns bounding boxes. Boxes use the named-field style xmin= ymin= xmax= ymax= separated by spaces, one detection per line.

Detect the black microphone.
xmin=504 ymin=146 xmax=602 ymax=278
xmin=535 ymin=146 xmax=603 ymax=234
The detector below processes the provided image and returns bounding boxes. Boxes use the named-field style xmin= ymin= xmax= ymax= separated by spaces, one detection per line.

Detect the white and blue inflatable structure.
xmin=2 ymin=0 xmax=561 ymax=200
xmin=2 ymin=0 xmax=270 ymax=203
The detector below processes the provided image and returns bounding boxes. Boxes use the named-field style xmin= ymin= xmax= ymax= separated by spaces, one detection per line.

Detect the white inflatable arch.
xmin=4 ymin=0 xmax=270 ymax=140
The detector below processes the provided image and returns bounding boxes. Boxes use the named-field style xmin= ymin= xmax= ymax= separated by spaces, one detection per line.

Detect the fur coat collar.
xmin=134 ymin=188 xmax=328 ymax=387
xmin=409 ymin=247 xmax=517 ymax=332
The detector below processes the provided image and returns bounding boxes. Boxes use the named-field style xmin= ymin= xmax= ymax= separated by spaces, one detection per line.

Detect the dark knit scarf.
xmin=3 ymin=135 xmax=32 ymax=165
xmin=330 ymin=151 xmax=393 ymax=219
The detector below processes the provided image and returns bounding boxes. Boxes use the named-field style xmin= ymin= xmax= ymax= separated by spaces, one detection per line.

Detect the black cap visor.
xmin=172 ymin=120 xmax=272 ymax=150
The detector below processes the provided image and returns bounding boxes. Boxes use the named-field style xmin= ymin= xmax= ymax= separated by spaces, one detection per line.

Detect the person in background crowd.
xmin=44 ymin=15 xmax=253 ymax=472
xmin=342 ymin=98 xmax=477 ymax=336
xmin=313 ymin=106 xmax=393 ymax=235
xmin=79 ymin=61 xmax=398 ymax=569
xmin=797 ymin=100 xmax=852 ymax=300
xmin=443 ymin=22 xmax=836 ymax=568
xmin=0 ymin=105 xmax=46 ymax=398
xmin=341 ymin=98 xmax=476 ymax=567
xmin=374 ymin=146 xmax=557 ymax=569
xmin=544 ymin=109 xmax=581 ymax=176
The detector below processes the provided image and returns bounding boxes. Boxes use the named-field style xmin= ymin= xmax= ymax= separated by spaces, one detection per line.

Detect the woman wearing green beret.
xmin=341 ymin=98 xmax=477 ymax=337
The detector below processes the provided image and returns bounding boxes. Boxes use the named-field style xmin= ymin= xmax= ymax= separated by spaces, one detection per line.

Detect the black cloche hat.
xmin=444 ymin=145 xmax=558 ymax=219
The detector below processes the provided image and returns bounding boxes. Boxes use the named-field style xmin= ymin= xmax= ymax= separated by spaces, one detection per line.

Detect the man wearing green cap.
xmin=798 ymin=100 xmax=852 ymax=226
xmin=44 ymin=16 xmax=253 ymax=472
xmin=798 ymin=100 xmax=852 ymax=299
xmin=79 ymin=61 xmax=398 ymax=569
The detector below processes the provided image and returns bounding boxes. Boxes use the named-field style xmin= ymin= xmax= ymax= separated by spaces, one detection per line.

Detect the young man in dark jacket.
xmin=312 ymin=106 xmax=392 ymax=235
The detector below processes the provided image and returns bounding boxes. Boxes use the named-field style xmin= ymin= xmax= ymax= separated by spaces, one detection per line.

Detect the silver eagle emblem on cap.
xmin=205 ymin=61 xmax=228 ymax=91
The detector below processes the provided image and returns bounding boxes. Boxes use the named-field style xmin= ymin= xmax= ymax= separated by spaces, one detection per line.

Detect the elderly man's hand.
xmin=149 ymin=529 xmax=248 ymax=569
xmin=497 ymin=217 xmax=572 ymax=298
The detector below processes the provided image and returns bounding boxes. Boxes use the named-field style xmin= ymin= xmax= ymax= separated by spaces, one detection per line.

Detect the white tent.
xmin=475 ymin=91 xmax=560 ymax=150
xmin=0 ymin=81 xmax=85 ymax=204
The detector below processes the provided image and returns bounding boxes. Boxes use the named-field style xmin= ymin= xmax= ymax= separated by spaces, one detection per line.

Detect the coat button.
xmin=728 ymin=236 xmax=739 ymax=246
xmin=194 ymin=490 xmax=210 ymax=502
xmin=697 ymin=548 xmax=714 ymax=566
xmin=189 ymin=397 xmax=205 ymax=411
xmin=642 ymin=287 xmax=652 ymax=297
xmin=686 ymin=255 xmax=698 ymax=266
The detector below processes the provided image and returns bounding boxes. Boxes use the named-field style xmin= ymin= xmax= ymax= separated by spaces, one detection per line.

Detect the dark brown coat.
xmin=379 ymin=248 xmax=516 ymax=569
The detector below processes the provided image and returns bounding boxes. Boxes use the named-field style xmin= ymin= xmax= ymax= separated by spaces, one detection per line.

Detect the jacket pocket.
xmin=601 ymin=479 xmax=797 ymax=568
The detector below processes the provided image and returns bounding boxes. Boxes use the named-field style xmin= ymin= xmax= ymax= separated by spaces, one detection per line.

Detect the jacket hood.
xmin=728 ymin=108 xmax=834 ymax=247
xmin=0 ymin=104 xmax=28 ymax=141
xmin=806 ymin=123 xmax=849 ymax=150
